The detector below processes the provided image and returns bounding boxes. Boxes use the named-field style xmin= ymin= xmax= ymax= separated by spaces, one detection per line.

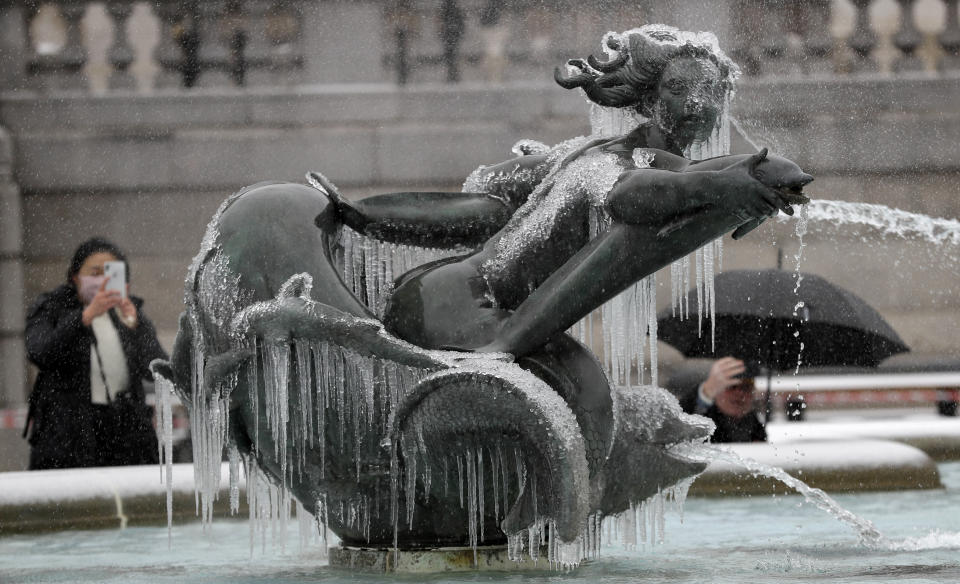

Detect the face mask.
xmin=78 ymin=275 xmax=107 ymax=304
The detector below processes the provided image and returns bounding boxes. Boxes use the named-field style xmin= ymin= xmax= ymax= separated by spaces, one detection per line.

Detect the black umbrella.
xmin=657 ymin=269 xmax=909 ymax=422
xmin=658 ymin=269 xmax=908 ymax=371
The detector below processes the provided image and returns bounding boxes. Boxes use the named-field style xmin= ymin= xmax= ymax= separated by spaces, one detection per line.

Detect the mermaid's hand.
xmin=719 ymin=148 xmax=795 ymax=220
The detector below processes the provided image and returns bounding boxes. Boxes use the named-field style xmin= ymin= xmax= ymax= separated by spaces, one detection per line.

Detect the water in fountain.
xmin=671 ymin=442 xmax=882 ymax=545
xmin=8 ymin=464 xmax=960 ymax=583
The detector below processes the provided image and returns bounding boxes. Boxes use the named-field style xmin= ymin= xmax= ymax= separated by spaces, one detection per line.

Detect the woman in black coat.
xmin=23 ymin=238 xmax=168 ymax=469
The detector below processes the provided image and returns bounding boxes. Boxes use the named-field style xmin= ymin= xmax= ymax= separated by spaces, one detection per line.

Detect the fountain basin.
xmin=769 ymin=416 xmax=960 ymax=462
xmin=1 ymin=462 xmax=959 ymax=583
xmin=0 ymin=437 xmax=943 ymax=535
xmin=0 ymin=464 xmax=244 ymax=534
xmin=690 ymin=439 xmax=941 ymax=496
xmin=328 ymin=545 xmax=558 ymax=572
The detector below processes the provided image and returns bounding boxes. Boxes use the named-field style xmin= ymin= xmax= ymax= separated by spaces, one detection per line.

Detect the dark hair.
xmin=67 ymin=237 xmax=128 ymax=283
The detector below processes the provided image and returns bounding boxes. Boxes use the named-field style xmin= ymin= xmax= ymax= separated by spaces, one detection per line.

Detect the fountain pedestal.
xmin=328 ymin=545 xmax=567 ymax=573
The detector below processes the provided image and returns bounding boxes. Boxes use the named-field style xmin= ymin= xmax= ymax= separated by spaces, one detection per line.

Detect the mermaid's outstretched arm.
xmin=308 ymin=154 xmax=549 ymax=249
xmin=485 ymin=151 xmax=801 ymax=356
xmin=608 ymin=163 xmax=794 ymax=234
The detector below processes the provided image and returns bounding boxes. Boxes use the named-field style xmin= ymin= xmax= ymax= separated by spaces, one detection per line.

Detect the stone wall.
xmin=1 ymin=1 xmax=959 ymax=472
xmin=2 ymin=75 xmax=957 ymax=370
xmin=0 ymin=127 xmax=26 ymax=407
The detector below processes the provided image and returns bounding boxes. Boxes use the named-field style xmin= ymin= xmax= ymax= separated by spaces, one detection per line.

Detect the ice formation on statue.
xmin=150 ymin=23 xmax=820 ymax=570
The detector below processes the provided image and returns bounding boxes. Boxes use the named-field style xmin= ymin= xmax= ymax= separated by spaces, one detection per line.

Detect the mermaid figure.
xmin=302 ymin=24 xmax=810 ymax=486
xmin=156 ymin=25 xmax=813 ymax=551
xmin=321 ymin=25 xmax=809 ymax=357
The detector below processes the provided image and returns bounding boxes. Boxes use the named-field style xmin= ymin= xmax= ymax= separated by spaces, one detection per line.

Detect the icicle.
xmin=263 ymin=343 xmax=291 ymax=487
xmin=443 ymin=458 xmax=449 ymax=498
xmin=228 ymin=443 xmax=241 ymax=515
xmin=457 ymin=455 xmax=464 ymax=508
xmin=296 ymin=500 xmax=316 ymax=553
xmin=694 ymin=246 xmax=704 ymax=336
xmin=338 ymin=227 xmax=459 ymax=316
xmin=528 ymin=523 xmax=539 ymax=563
xmin=156 ymin=374 xmax=175 ymax=545
xmin=389 ymin=440 xmax=400 ymax=561
xmin=477 ymin=447 xmax=485 ymax=543
xmin=418 ymin=426 xmax=432 ymax=500
xmin=490 ymin=446 xmax=500 ymax=522
xmin=466 ymin=449 xmax=478 ymax=565
xmin=247 ymin=339 xmax=260 ymax=456
xmin=243 ymin=457 xmax=301 ymax=557
xmin=247 ymin=460 xmax=257 ymax=557
xmin=311 ymin=343 xmax=327 ymax=478
xmin=647 ymin=274 xmax=659 ymax=387
xmin=499 ymin=444 xmax=509 ymax=513
xmin=704 ymin=240 xmax=715 ymax=353
xmin=404 ymin=435 xmax=418 ymax=529
xmin=316 ymin=494 xmax=330 ymax=557
xmin=295 ymin=341 xmax=313 ymax=448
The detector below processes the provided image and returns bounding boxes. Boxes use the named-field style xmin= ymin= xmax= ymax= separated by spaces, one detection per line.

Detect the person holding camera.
xmin=677 ymin=356 xmax=767 ymax=443
xmin=23 ymin=237 xmax=167 ymax=470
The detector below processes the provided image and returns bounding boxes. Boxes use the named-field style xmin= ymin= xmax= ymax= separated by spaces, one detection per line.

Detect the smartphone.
xmin=104 ymin=261 xmax=127 ymax=298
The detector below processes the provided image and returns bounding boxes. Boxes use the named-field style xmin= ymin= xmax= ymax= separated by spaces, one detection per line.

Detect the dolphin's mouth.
xmin=775 ymin=173 xmax=814 ymax=205
xmin=777 ymin=184 xmax=810 ymax=205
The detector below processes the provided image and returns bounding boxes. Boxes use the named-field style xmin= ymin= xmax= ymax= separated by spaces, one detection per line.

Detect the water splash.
xmin=791 ymin=204 xmax=809 ymax=375
xmin=884 ymin=530 xmax=960 ymax=551
xmin=780 ymin=199 xmax=960 ymax=247
xmin=673 ymin=442 xmax=883 ymax=546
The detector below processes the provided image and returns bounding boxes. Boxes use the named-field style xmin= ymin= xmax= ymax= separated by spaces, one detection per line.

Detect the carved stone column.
xmin=802 ymin=0 xmax=834 ymax=75
xmin=23 ymin=2 xmax=87 ymax=91
xmin=730 ymin=0 xmax=763 ymax=76
xmin=892 ymin=0 xmax=924 ymax=73
xmin=0 ymin=2 xmax=34 ymax=93
xmin=152 ymin=1 xmax=185 ymax=89
xmin=241 ymin=0 xmax=271 ymax=86
xmin=107 ymin=1 xmax=137 ymax=90
xmin=57 ymin=2 xmax=89 ymax=90
xmin=940 ymin=0 xmax=960 ymax=72
xmin=758 ymin=0 xmax=790 ymax=75
xmin=263 ymin=0 xmax=303 ymax=86
xmin=848 ymin=0 xmax=879 ymax=74
xmin=196 ymin=0 xmax=233 ymax=87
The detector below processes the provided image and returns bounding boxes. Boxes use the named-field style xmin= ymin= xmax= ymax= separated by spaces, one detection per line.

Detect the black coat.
xmin=24 ymin=284 xmax=168 ymax=469
xmin=677 ymin=384 xmax=767 ymax=444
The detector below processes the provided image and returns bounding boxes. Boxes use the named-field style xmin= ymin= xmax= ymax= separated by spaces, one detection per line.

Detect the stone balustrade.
xmin=1 ymin=1 xmax=958 ymax=95
xmin=1 ymin=2 xmax=959 ymax=471
xmin=0 ymin=0 xmax=310 ymax=93
xmin=731 ymin=0 xmax=960 ymax=76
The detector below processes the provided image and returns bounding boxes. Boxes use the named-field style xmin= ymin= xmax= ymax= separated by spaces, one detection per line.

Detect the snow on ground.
xmin=707 ymin=439 xmax=933 ymax=473
xmin=0 ymin=463 xmax=234 ymax=506
xmin=768 ymin=409 xmax=960 ymax=443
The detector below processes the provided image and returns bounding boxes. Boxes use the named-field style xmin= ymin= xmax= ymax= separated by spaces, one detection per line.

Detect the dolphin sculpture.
xmin=151 ymin=147 xmax=811 ymax=559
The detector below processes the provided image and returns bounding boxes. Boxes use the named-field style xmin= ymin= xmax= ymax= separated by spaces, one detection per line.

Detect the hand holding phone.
xmin=104 ymin=261 xmax=127 ymax=299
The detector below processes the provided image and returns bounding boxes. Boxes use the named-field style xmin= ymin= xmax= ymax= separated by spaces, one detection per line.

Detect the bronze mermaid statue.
xmin=155 ymin=25 xmax=813 ymax=554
